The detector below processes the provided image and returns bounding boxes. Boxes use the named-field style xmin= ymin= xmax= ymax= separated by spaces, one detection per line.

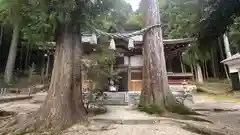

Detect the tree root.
xmin=174 ymin=120 xmax=238 ymax=135
xmin=163 ymin=112 xmax=213 ymax=124
xmin=0 ymin=111 xmax=87 ymax=135
xmin=166 ymin=102 xmax=204 ymax=116
xmin=0 ymin=112 xmax=36 ymax=135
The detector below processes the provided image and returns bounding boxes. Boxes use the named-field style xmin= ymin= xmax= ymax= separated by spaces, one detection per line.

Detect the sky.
xmin=126 ymin=0 xmax=141 ymax=11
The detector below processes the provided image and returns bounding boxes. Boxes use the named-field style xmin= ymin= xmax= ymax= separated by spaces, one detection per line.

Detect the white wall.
xmin=124 ymin=56 xmax=129 ymax=65
xmin=238 ymin=70 xmax=240 ymax=81
xmin=124 ymin=55 xmax=143 ymax=66
xmin=225 ymin=59 xmax=240 ymax=73
xmin=228 ymin=64 xmax=240 ymax=73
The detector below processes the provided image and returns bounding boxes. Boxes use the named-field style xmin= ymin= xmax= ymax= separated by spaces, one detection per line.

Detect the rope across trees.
xmin=91 ymin=24 xmax=161 ymax=38
xmin=90 ymin=24 xmax=162 ymax=50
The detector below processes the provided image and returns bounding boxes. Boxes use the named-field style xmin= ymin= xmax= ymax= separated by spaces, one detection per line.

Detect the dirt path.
xmin=63 ymin=106 xmax=200 ymax=135
xmin=92 ymin=106 xmax=161 ymax=121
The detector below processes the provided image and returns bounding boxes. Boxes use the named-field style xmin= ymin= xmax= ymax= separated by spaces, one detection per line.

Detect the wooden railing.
xmin=128 ymin=79 xmax=194 ymax=91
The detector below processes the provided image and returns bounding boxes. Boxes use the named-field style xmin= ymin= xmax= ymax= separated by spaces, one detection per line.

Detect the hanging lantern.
xmin=109 ymin=38 xmax=116 ymax=50
xmin=90 ymin=32 xmax=97 ymax=44
xmin=128 ymin=38 xmax=134 ymax=50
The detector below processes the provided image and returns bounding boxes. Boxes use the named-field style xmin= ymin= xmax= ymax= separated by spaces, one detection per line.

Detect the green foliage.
xmin=124 ymin=12 xmax=143 ymax=30
xmin=182 ymin=43 xmax=211 ymax=69
xmin=0 ymin=0 xmax=26 ymax=25
xmin=199 ymin=0 xmax=240 ymax=42
xmin=90 ymin=0 xmax=133 ymax=30
xmin=82 ymin=45 xmax=117 ymax=89
xmin=229 ymin=17 xmax=240 ymax=53
xmin=161 ymin=0 xmax=199 ymax=39
xmin=138 ymin=104 xmax=164 ymax=114
xmin=21 ymin=9 xmax=56 ymax=44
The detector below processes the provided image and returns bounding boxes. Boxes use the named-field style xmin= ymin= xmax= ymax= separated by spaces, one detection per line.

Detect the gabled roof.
xmin=221 ymin=53 xmax=240 ymax=63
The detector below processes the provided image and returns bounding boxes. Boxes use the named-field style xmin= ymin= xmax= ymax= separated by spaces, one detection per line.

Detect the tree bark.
xmin=211 ymin=47 xmax=217 ymax=78
xmin=36 ymin=23 xmax=86 ymax=130
xmin=190 ymin=64 xmax=194 ymax=76
xmin=45 ymin=54 xmax=50 ymax=77
xmin=180 ymin=55 xmax=184 ymax=73
xmin=3 ymin=23 xmax=87 ymax=134
xmin=4 ymin=23 xmax=20 ymax=84
xmin=218 ymin=37 xmax=230 ymax=80
xmin=0 ymin=24 xmax=3 ymax=47
xmin=25 ymin=43 xmax=30 ymax=71
xmin=196 ymin=63 xmax=204 ymax=84
xmin=223 ymin=34 xmax=231 ymax=58
xmin=204 ymin=61 xmax=209 ymax=80
xmin=140 ymin=0 xmax=192 ymax=113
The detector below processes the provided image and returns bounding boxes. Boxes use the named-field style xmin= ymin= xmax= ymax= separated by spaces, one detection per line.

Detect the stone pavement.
xmin=64 ymin=123 xmax=199 ymax=135
xmin=65 ymin=105 xmax=199 ymax=135
xmin=92 ymin=106 xmax=161 ymax=121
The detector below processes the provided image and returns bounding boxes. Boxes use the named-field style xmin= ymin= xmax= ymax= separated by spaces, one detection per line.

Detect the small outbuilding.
xmin=221 ymin=53 xmax=240 ymax=91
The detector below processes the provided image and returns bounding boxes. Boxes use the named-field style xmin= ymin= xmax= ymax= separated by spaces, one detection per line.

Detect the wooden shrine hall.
xmin=81 ymin=33 xmax=196 ymax=92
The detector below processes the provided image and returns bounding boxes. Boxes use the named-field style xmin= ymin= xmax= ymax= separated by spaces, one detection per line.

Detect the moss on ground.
xmin=196 ymin=93 xmax=240 ymax=102
xmin=138 ymin=104 xmax=165 ymax=114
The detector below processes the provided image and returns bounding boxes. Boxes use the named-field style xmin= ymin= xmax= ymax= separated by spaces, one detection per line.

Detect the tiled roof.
xmin=221 ymin=53 xmax=240 ymax=63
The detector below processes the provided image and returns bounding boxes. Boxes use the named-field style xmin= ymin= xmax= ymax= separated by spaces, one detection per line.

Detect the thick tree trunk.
xmin=140 ymin=0 xmax=189 ymax=113
xmin=2 ymin=23 xmax=87 ymax=134
xmin=4 ymin=23 xmax=20 ymax=84
xmin=37 ymin=23 xmax=86 ymax=130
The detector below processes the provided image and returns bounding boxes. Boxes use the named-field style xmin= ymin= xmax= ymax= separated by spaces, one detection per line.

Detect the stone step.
xmin=104 ymin=92 xmax=127 ymax=105
xmin=104 ymin=100 xmax=127 ymax=105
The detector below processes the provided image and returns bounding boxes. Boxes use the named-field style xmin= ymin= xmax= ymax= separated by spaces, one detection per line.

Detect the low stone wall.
xmin=104 ymin=84 xmax=196 ymax=105
xmin=169 ymin=84 xmax=197 ymax=92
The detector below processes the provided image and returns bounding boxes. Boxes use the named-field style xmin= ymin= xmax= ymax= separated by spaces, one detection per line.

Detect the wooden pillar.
xmin=180 ymin=54 xmax=184 ymax=73
xmin=167 ymin=57 xmax=172 ymax=72
xmin=128 ymin=56 xmax=131 ymax=91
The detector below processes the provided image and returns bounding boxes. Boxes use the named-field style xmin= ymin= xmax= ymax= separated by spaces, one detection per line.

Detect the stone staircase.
xmin=104 ymin=92 xmax=128 ymax=105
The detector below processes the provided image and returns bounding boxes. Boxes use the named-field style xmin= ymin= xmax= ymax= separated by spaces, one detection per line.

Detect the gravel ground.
xmin=63 ymin=123 xmax=199 ymax=135
xmin=92 ymin=106 xmax=161 ymax=120
xmin=1 ymin=93 xmax=240 ymax=135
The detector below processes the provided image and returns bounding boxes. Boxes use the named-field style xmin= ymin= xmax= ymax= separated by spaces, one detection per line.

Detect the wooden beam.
xmin=127 ymin=56 xmax=131 ymax=91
